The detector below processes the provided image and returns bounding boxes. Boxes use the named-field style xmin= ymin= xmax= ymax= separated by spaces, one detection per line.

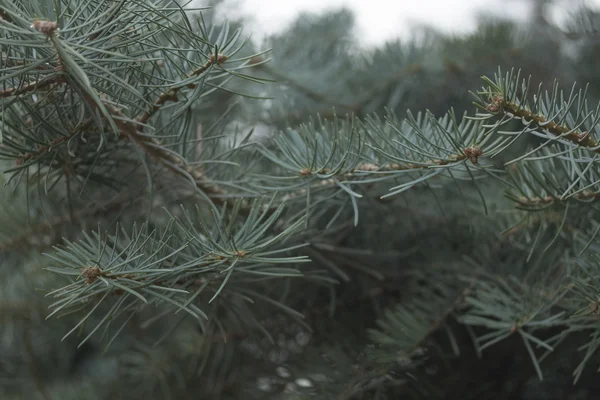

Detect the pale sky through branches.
xmin=210 ymin=0 xmax=600 ymax=46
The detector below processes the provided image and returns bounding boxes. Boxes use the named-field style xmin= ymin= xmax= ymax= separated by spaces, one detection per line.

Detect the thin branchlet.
xmin=135 ymin=53 xmax=228 ymax=126
xmin=487 ymin=94 xmax=600 ymax=150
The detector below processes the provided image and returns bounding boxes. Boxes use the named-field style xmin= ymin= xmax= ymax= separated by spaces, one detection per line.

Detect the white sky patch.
xmin=208 ymin=0 xmax=600 ymax=46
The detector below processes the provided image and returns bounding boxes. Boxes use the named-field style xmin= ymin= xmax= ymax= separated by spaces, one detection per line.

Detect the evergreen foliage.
xmin=4 ymin=0 xmax=600 ymax=399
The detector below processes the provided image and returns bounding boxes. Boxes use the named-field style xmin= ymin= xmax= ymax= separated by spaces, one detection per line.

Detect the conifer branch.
xmin=513 ymin=190 xmax=600 ymax=209
xmin=15 ymin=118 xmax=93 ymax=166
xmin=257 ymin=110 xmax=488 ymax=209
xmin=106 ymin=103 xmax=227 ymax=201
xmin=486 ymin=94 xmax=599 ymax=150
xmin=23 ymin=18 xmax=231 ymax=202
xmin=0 ymin=74 xmax=65 ymax=99
xmin=278 ymin=147 xmax=484 ymax=204
xmin=135 ymin=53 xmax=229 ymax=126
xmin=297 ymin=145 xmax=483 ymax=177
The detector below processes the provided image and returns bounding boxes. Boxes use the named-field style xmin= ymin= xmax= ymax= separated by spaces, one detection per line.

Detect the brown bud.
xmin=210 ymin=53 xmax=228 ymax=64
xmin=32 ymin=20 xmax=57 ymax=36
xmin=486 ymin=95 xmax=504 ymax=113
xmin=235 ymin=250 xmax=247 ymax=258
xmin=463 ymin=146 xmax=483 ymax=164
xmin=82 ymin=265 xmax=102 ymax=284
xmin=486 ymin=103 xmax=499 ymax=112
